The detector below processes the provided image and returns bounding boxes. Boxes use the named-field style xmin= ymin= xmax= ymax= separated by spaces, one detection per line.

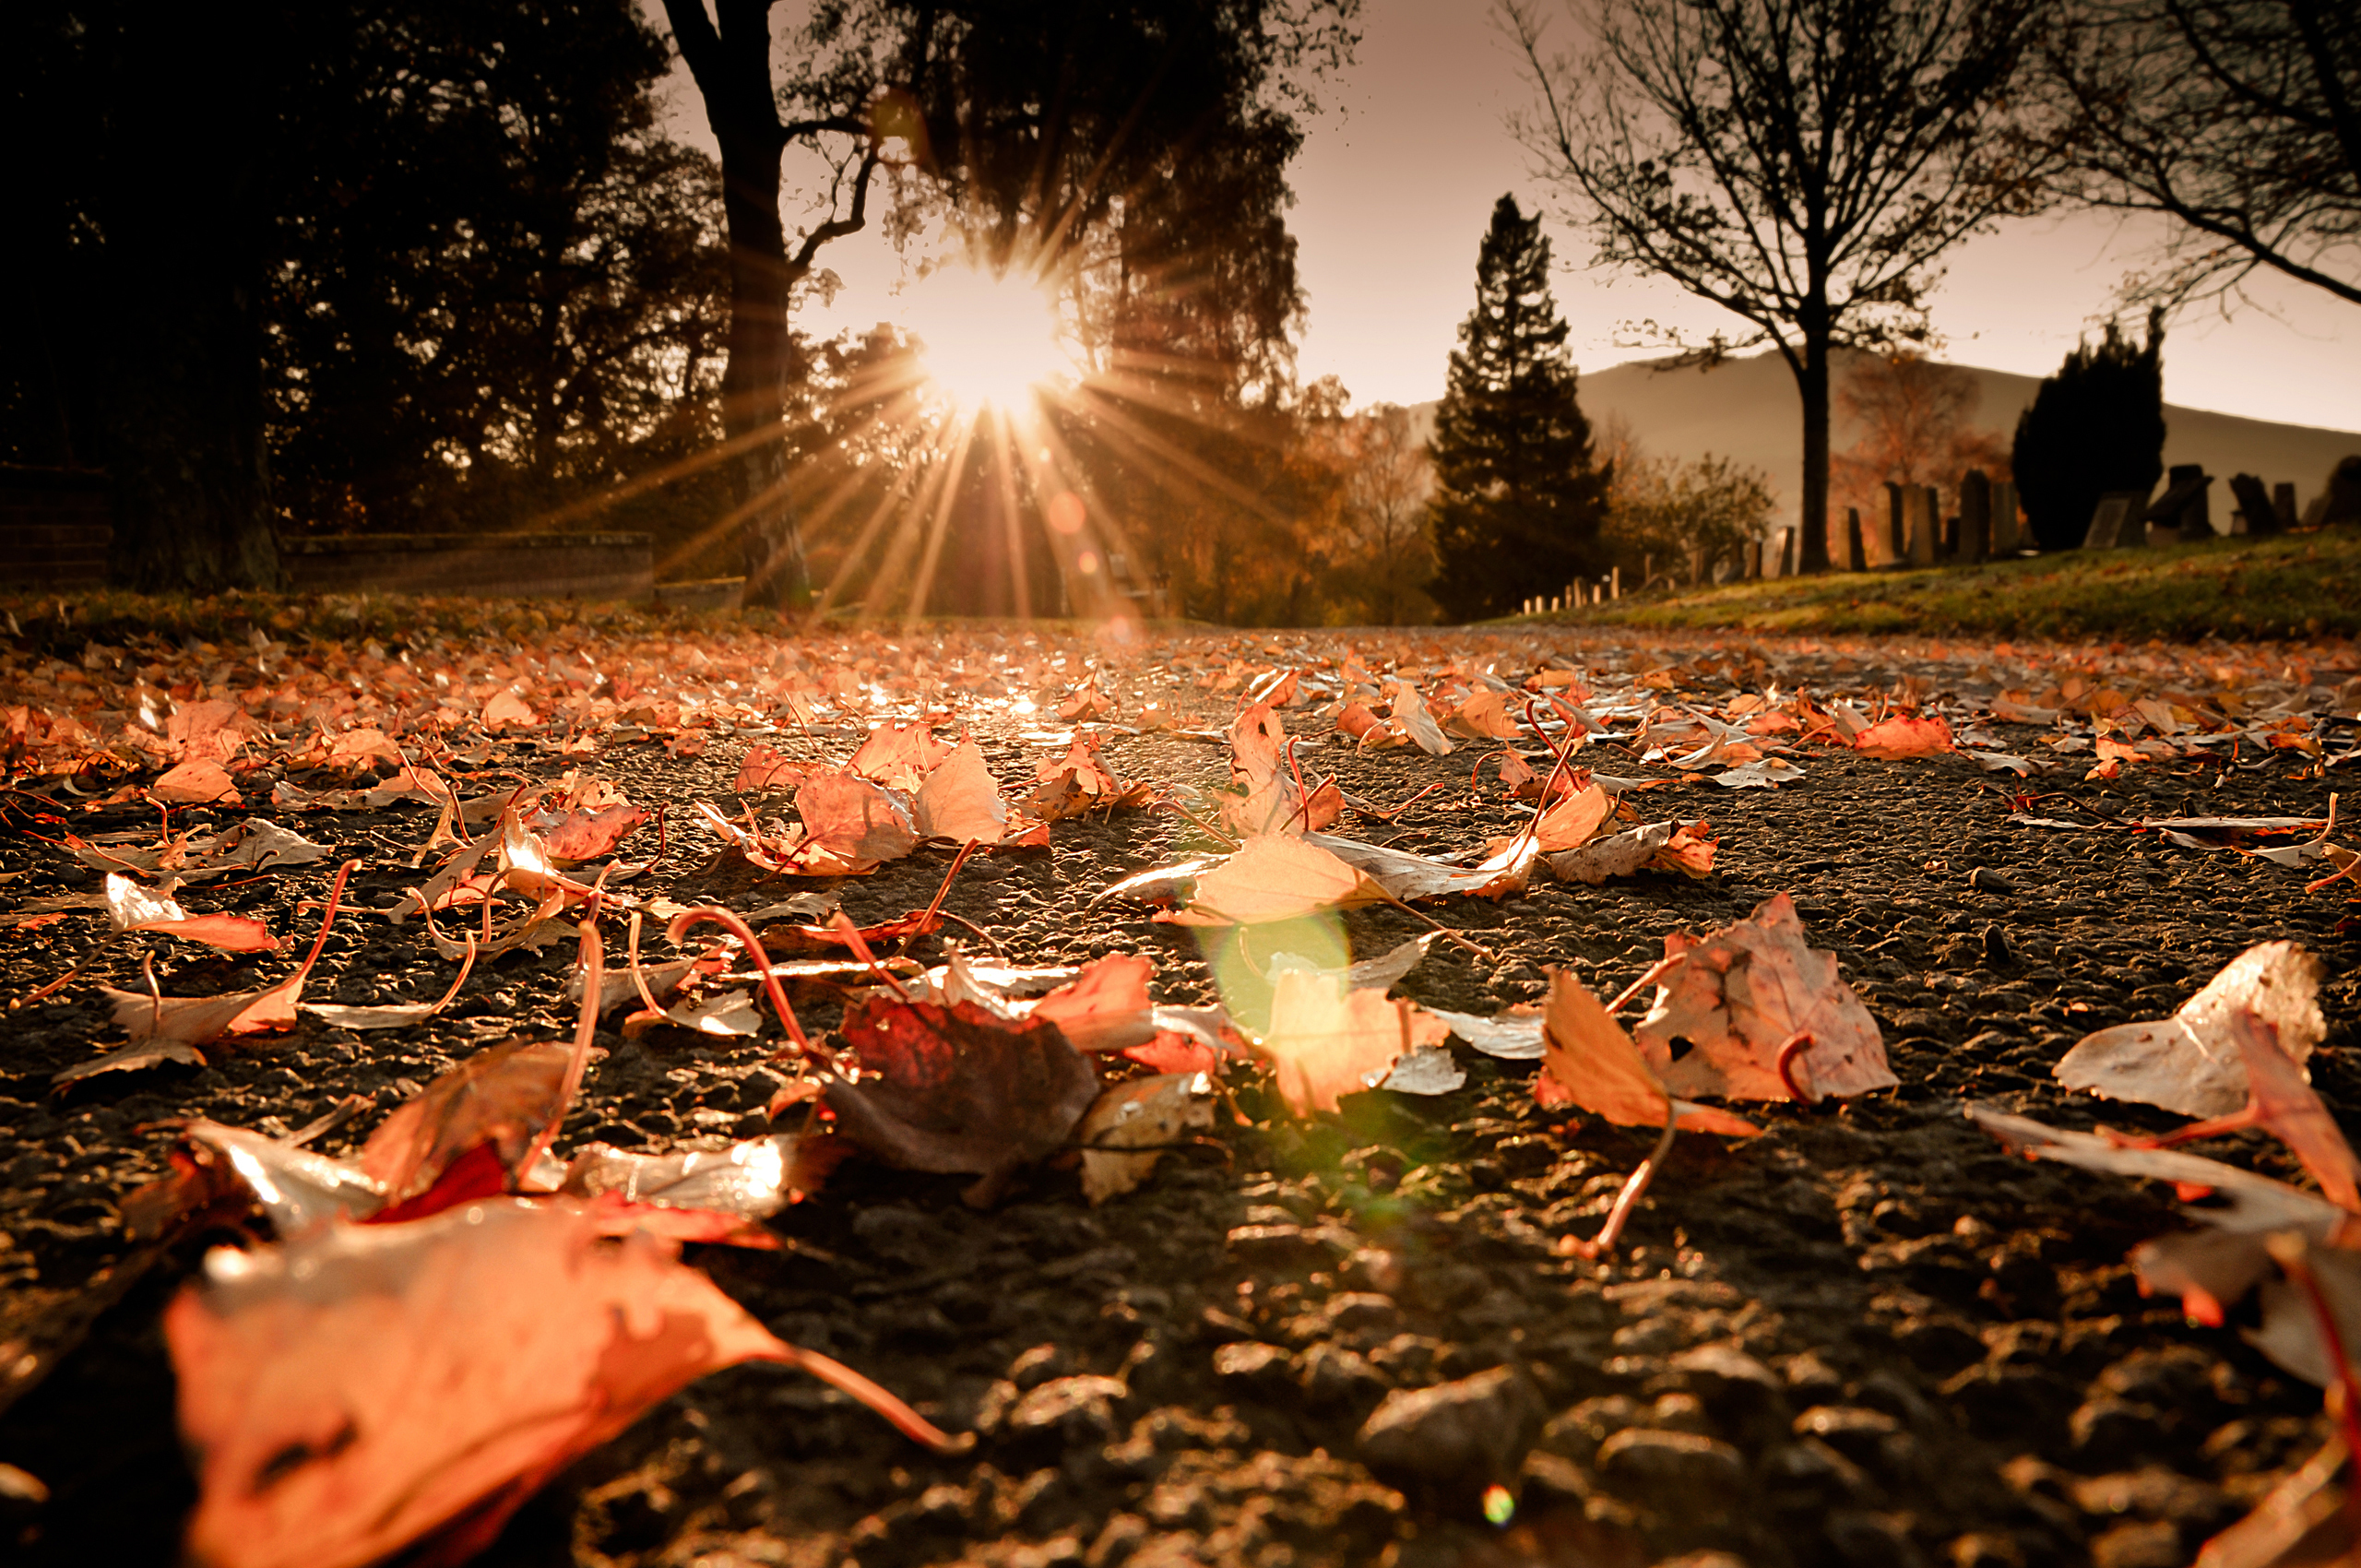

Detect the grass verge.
xmin=1539 ymin=529 xmax=2361 ymax=642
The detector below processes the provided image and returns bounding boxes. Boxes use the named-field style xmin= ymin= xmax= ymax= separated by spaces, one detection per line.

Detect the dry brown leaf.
xmin=166 ymin=1198 xmax=950 ymax=1568
xmin=1633 ymin=892 xmax=1895 ymax=1103
xmin=1259 ymin=966 xmax=1450 ymax=1114
xmin=849 ymin=722 xmax=955 ymax=791
xmin=913 ymin=740 xmax=1009 ymax=844
xmin=1532 ymin=780 xmax=1612 ymax=852
xmin=1546 ymin=820 xmax=1716 ymax=885
xmin=1160 ymin=836 xmax=1393 ymax=926
xmin=1536 ymin=969 xmax=1761 ymax=1136
xmin=2055 ymin=941 xmax=2325 ymax=1118
xmin=1077 ymin=1073 xmax=1217 ymax=1203
xmin=795 ymin=770 xmax=919 ymax=869
xmin=150 ymin=758 xmax=242 ymax=805
xmin=1023 ymin=953 xmax=1157 ymax=1052
xmin=1851 ymin=713 xmax=1953 ymax=758
xmin=825 ymin=997 xmax=1101 ymax=1206
xmin=1301 ymin=829 xmax=1538 ymax=901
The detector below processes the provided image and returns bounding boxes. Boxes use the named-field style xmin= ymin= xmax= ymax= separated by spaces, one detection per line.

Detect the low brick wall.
xmin=0 ymin=469 xmax=112 ymax=590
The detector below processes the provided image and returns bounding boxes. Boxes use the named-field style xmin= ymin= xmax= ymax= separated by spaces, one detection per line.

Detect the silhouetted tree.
xmin=2020 ymin=0 xmax=2359 ymax=311
xmin=267 ymin=0 xmax=730 ymax=552
xmin=1503 ymin=0 xmax=2047 ymax=575
xmin=2011 ymin=308 xmax=2166 ymax=551
xmin=1427 ymin=195 xmax=1609 ymax=622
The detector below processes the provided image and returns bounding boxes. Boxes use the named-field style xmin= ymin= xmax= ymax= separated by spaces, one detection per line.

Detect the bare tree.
xmin=1335 ymin=403 xmax=1436 ymax=624
xmin=1502 ymin=0 xmax=2047 ymax=573
xmin=2022 ymin=0 xmax=2359 ymax=311
xmin=1831 ymin=351 xmax=2008 ymax=549
xmin=658 ymin=0 xmax=935 ymax=608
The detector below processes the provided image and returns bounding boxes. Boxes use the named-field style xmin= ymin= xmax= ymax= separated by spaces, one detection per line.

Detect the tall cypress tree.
xmin=2011 ymin=308 xmax=2166 ymax=551
xmin=1428 ymin=194 xmax=1608 ymax=621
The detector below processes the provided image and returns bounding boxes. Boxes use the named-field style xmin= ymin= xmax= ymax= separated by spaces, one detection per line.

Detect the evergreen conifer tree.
xmin=1427 ymin=194 xmax=1609 ymax=620
xmin=2011 ymin=308 xmax=2166 ymax=551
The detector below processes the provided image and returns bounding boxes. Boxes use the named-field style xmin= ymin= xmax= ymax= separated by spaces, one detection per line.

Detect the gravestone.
xmin=1845 ymin=507 xmax=1867 ymax=571
xmin=1958 ymin=470 xmax=1991 ymax=563
xmin=2144 ymin=464 xmax=2213 ymax=542
xmin=2083 ymin=493 xmax=2144 ymax=548
xmin=1746 ymin=540 xmax=1764 ymax=578
xmin=2229 ymin=473 xmax=2278 ymax=538
xmin=2321 ymin=456 xmax=2361 ymax=525
xmin=1777 ymin=528 xmax=1796 ymax=576
xmin=1905 ymin=486 xmax=1938 ymax=566
xmin=1991 ymin=478 xmax=2021 ymax=554
xmin=2273 ymin=482 xmax=2298 ymax=531
xmin=1884 ymin=481 xmax=1907 ymax=564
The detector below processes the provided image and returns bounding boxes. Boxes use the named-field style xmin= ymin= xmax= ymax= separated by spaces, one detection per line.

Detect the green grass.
xmin=1536 ymin=529 xmax=2361 ymax=642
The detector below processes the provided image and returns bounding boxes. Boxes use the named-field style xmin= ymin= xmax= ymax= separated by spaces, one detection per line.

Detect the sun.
xmin=899 ymin=261 xmax=1068 ymax=414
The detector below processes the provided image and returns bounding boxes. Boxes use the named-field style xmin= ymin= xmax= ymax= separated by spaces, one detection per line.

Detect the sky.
xmin=655 ymin=0 xmax=2357 ymax=433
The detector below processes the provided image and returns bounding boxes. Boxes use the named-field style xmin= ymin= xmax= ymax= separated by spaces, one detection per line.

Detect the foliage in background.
xmin=267 ymin=0 xmax=731 ymax=560
xmin=2016 ymin=0 xmax=2359 ymax=313
xmin=2011 ymin=309 xmax=2167 ymax=552
xmin=1831 ymin=353 xmax=2011 ymax=539
xmin=1602 ymin=451 xmax=1776 ymax=588
xmin=1427 ymin=195 xmax=1609 ymax=622
xmin=1318 ymin=402 xmax=1438 ymax=624
xmin=1503 ymin=0 xmax=2050 ymax=576
xmin=1545 ymin=528 xmax=2361 ymax=640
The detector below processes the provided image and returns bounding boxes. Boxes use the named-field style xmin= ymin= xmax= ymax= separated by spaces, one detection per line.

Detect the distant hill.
xmin=1402 ymin=350 xmax=2360 ymax=530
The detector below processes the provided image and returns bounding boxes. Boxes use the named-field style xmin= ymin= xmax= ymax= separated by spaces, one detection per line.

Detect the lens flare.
xmin=899 ymin=261 xmax=1068 ymax=414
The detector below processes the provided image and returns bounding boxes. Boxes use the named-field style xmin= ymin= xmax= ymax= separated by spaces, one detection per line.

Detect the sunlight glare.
xmin=900 ymin=262 xmax=1068 ymax=413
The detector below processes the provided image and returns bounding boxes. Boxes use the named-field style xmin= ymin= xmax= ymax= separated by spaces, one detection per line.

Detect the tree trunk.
xmin=103 ymin=2 xmax=283 ymax=593
xmin=664 ymin=0 xmax=809 ymax=611
xmin=1797 ymin=316 xmax=1833 ymax=575
xmin=715 ymin=125 xmax=807 ymax=610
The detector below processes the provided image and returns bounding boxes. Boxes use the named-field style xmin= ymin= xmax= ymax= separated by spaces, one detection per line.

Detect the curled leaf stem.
xmin=1570 ymin=1100 xmax=1679 ymax=1261
xmin=1774 ymin=1030 xmax=1820 ymax=1106
xmin=667 ymin=906 xmax=822 ymax=1061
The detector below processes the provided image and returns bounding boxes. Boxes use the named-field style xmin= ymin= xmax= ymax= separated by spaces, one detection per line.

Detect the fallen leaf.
xmin=166 ymin=1198 xmax=952 ymax=1568
xmin=1536 ymin=969 xmax=1761 ymax=1136
xmin=1634 ymin=892 xmax=1895 ymax=1103
xmin=1076 ymin=1073 xmax=1217 ymax=1204
xmin=481 ymin=688 xmax=538 ymax=730
xmin=913 ymin=740 xmax=1009 ymax=844
xmin=1852 ymin=713 xmax=1954 ymax=758
xmin=795 ymin=771 xmax=919 ymax=869
xmin=2055 ymin=941 xmax=2325 ymax=1117
xmin=824 ymin=997 xmax=1101 ymax=1206
xmin=1300 ymin=829 xmax=1538 ymax=901
xmin=1546 ymin=820 xmax=1717 ymax=885
xmin=537 ymin=803 xmax=647 ymax=863
xmin=849 ymin=722 xmax=955 ymax=791
xmin=559 ymin=1133 xmax=825 ymax=1219
xmin=150 ymin=758 xmax=242 ymax=805
xmin=1382 ymin=680 xmax=1451 ymax=755
xmin=105 ymin=873 xmax=280 ymax=953
xmin=1532 ymin=780 xmax=1612 ymax=851
xmin=357 ymin=1039 xmax=571 ymax=1208
xmin=1256 ymin=963 xmax=1450 ymax=1114
xmin=1022 ymin=953 xmax=1157 ymax=1052
xmin=1710 ymin=758 xmax=1806 ymax=788
xmin=1377 ymin=1043 xmax=1467 ymax=1096
xmin=733 ymin=743 xmax=809 ymax=792
xmin=1161 ymin=835 xmax=1392 ymax=926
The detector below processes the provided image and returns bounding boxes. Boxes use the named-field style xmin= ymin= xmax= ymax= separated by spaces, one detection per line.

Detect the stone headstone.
xmin=1884 ymin=481 xmax=1907 ymax=564
xmin=2145 ymin=464 xmax=2213 ymax=541
xmin=1777 ymin=528 xmax=1796 ymax=576
xmin=1845 ymin=507 xmax=1867 ymax=571
xmin=2083 ymin=493 xmax=2142 ymax=548
xmin=2324 ymin=456 xmax=2361 ymax=525
xmin=1958 ymin=470 xmax=1991 ymax=563
xmin=1905 ymin=486 xmax=1937 ymax=566
xmin=2274 ymin=482 xmax=2298 ymax=530
xmin=2229 ymin=473 xmax=2278 ymax=538
xmin=1991 ymin=479 xmax=2021 ymax=554
xmin=1746 ymin=540 xmax=1764 ymax=578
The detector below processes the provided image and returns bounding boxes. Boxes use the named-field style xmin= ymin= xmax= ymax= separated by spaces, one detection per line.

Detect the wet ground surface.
xmin=2 ymin=626 xmax=2357 ymax=1568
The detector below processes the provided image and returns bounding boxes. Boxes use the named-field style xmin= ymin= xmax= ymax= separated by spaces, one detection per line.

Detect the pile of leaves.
xmin=2 ymin=600 xmax=2358 ymax=1564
